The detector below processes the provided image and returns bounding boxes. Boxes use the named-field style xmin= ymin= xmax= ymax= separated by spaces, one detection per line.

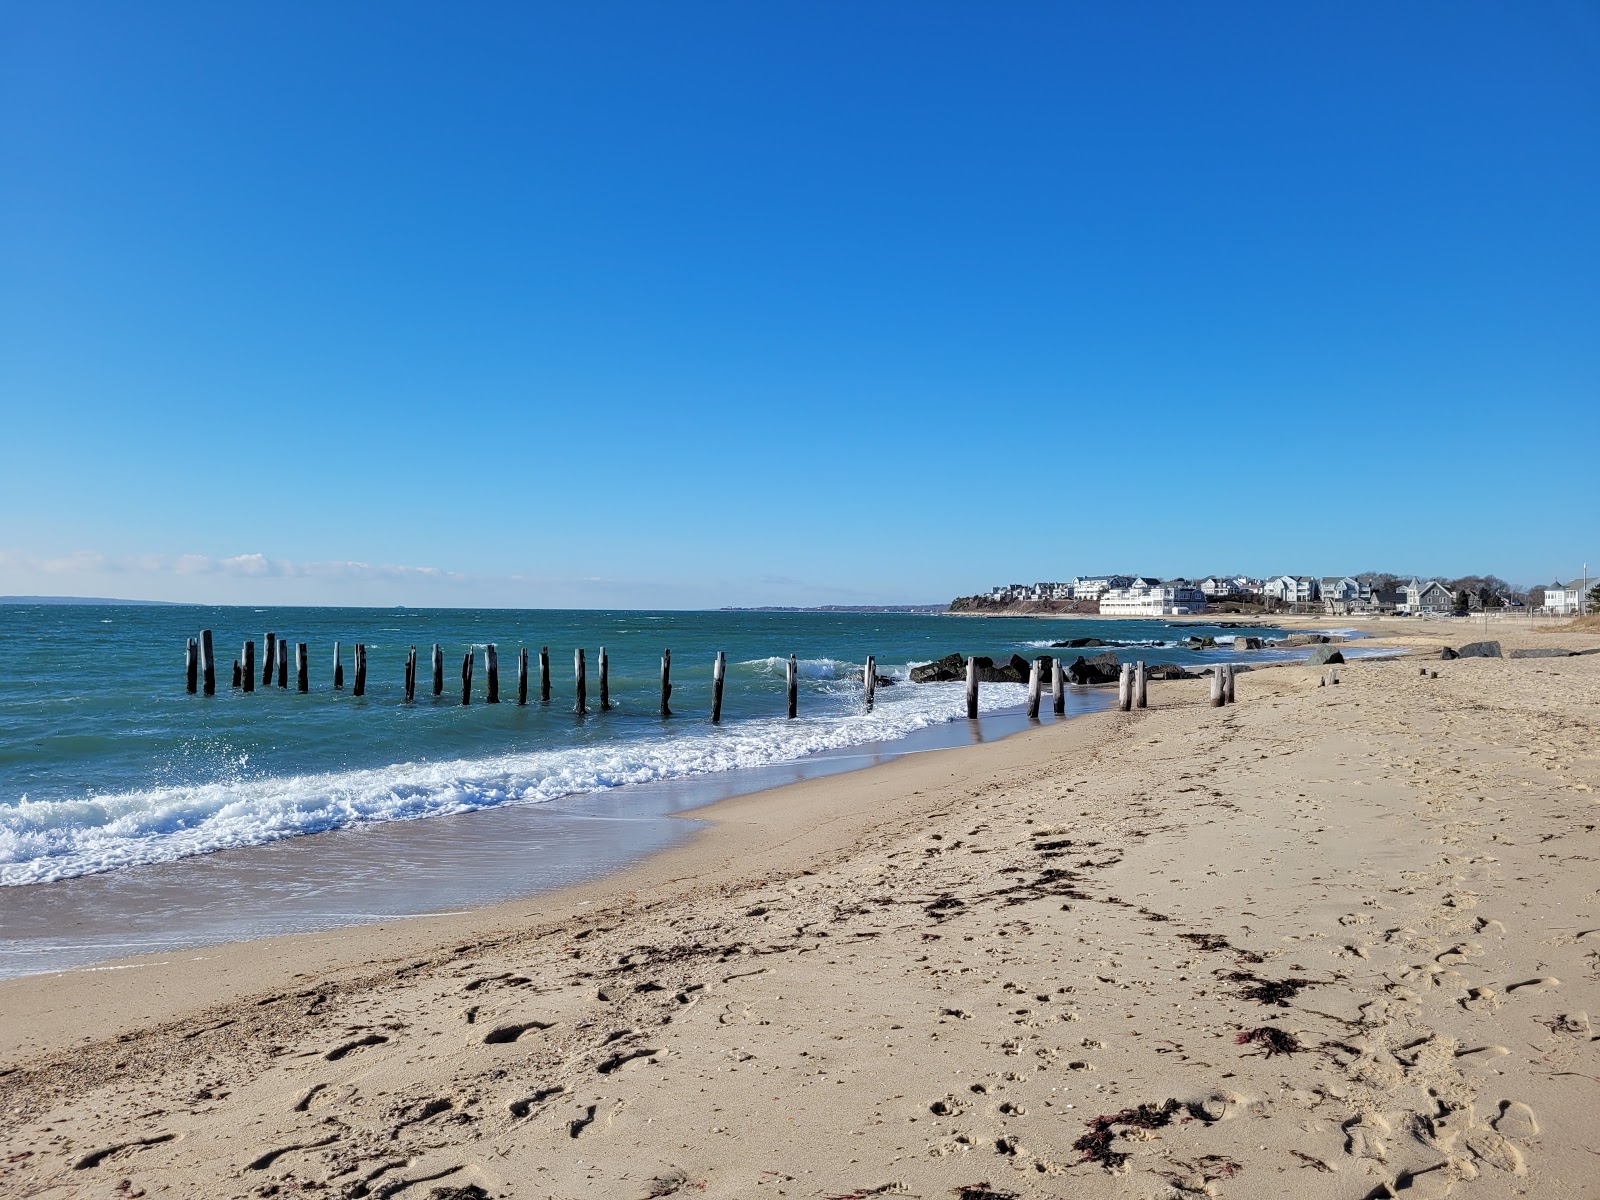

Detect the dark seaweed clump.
xmin=1224 ymin=971 xmax=1314 ymax=1007
xmin=1234 ymin=1026 xmax=1301 ymax=1056
xmin=952 ymin=1186 xmax=1018 ymax=1200
xmin=1073 ymin=1099 xmax=1180 ymax=1168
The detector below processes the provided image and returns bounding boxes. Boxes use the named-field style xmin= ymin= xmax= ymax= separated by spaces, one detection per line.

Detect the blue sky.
xmin=2 ymin=2 xmax=1596 ymax=606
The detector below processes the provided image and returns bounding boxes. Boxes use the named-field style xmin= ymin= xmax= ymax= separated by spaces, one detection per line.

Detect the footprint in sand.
xmin=1491 ymin=1101 xmax=1539 ymax=1139
xmin=1342 ymin=1114 xmax=1389 ymax=1161
xmin=1461 ymin=987 xmax=1502 ymax=1014
xmin=1463 ymin=1127 xmax=1527 ymax=1176
xmin=1505 ymin=977 xmax=1560 ymax=995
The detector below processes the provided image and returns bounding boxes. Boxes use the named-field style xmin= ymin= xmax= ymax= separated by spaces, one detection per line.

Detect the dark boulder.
xmin=1051 ymin=637 xmax=1106 ymax=648
xmin=1306 ymin=645 xmax=1345 ymax=666
xmin=972 ymin=654 xmax=1032 ymax=683
xmin=1233 ymin=636 xmax=1263 ymax=650
xmin=1439 ymin=647 xmax=1458 ymax=660
xmin=1508 ymin=648 xmax=1575 ymax=659
xmin=1145 ymin=663 xmax=1195 ymax=680
xmin=1067 ymin=651 xmax=1122 ymax=685
xmin=910 ymin=653 xmax=965 ymax=683
xmin=1283 ymin=633 xmax=1329 ymax=647
xmin=1454 ymin=641 xmax=1502 ymax=659
xmin=874 ymin=674 xmax=898 ymax=687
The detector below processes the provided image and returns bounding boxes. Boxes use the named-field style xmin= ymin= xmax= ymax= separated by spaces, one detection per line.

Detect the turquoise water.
xmin=0 ymin=605 xmax=1304 ymax=888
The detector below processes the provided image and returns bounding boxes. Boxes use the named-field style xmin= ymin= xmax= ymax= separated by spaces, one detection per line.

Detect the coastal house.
xmin=1070 ymin=575 xmax=1133 ymax=601
xmin=1542 ymin=579 xmax=1598 ymax=615
xmin=1403 ymin=579 xmax=1454 ymax=613
xmin=1199 ymin=576 xmax=1257 ymax=598
xmin=1262 ymin=575 xmax=1319 ymax=605
xmin=1319 ymin=577 xmax=1372 ymax=611
xmin=1099 ymin=579 xmax=1208 ymax=616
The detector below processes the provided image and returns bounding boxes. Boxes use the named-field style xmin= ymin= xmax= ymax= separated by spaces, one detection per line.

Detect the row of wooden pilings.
xmin=187 ymin=634 xmax=1233 ymax=720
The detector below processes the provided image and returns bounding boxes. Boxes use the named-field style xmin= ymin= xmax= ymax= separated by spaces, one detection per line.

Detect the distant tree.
xmin=1527 ymin=586 xmax=1547 ymax=608
xmin=1588 ymin=583 xmax=1600 ymax=612
xmin=1454 ymin=589 xmax=1472 ymax=612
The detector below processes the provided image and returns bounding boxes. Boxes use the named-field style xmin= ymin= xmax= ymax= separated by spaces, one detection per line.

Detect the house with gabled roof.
xmin=1403 ymin=578 xmax=1454 ymax=613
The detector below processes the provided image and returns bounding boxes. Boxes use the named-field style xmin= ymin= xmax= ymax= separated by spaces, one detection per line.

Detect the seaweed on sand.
xmin=1223 ymin=971 xmax=1315 ymax=1006
xmin=1072 ymin=1099 xmax=1180 ymax=1168
xmin=1234 ymin=1026 xmax=1301 ymax=1056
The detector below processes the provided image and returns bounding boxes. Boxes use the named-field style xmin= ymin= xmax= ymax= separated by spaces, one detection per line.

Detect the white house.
xmin=1199 ymin=575 xmax=1256 ymax=598
xmin=1543 ymin=579 xmax=1597 ymax=615
xmin=1319 ymin=576 xmax=1371 ymax=605
xmin=1099 ymin=579 xmax=1208 ymax=616
xmin=1403 ymin=579 xmax=1454 ymax=613
xmin=1070 ymin=575 xmax=1133 ymax=601
xmin=1262 ymin=575 xmax=1319 ymax=604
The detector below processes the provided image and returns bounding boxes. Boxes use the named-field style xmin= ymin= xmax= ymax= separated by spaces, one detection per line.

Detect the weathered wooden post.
xmin=711 ymin=651 xmax=726 ymax=723
xmin=660 ymin=648 xmax=673 ymax=717
xmin=333 ymin=641 xmax=344 ymax=690
xmin=517 ymin=648 xmax=529 ymax=706
xmin=539 ymin=646 xmax=551 ymax=703
xmin=485 ymin=644 xmax=500 ymax=704
xmin=263 ymin=634 xmax=276 ymax=687
xmin=461 ymin=650 xmax=474 ymax=705
xmin=1117 ymin=663 xmax=1132 ymax=711
xmin=201 ymin=629 xmax=215 ymax=696
xmin=243 ymin=641 xmax=255 ymax=693
xmin=277 ymin=642 xmax=288 ymax=688
xmin=231 ymin=659 xmax=241 ymax=689
xmin=1223 ymin=663 xmax=1236 ymax=704
xmin=574 ymin=648 xmax=587 ymax=714
xmin=1051 ymin=655 xmax=1065 ymax=715
xmin=1135 ymin=660 xmax=1148 ymax=709
xmin=598 ymin=647 xmax=610 ymax=711
xmin=185 ymin=638 xmax=198 ymax=694
xmin=296 ymin=642 xmax=308 ymax=693
xmin=431 ymin=644 xmax=443 ymax=696
xmin=353 ymin=644 xmax=367 ymax=697
xmin=786 ymin=654 xmax=799 ymax=719
xmin=1026 ymin=657 xmax=1042 ymax=720
xmin=1325 ymin=667 xmax=1339 ymax=687
xmin=1210 ymin=667 xmax=1224 ymax=706
xmin=405 ymin=646 xmax=417 ymax=702
xmin=863 ymin=655 xmax=876 ymax=709
xmin=966 ymin=655 xmax=979 ymax=719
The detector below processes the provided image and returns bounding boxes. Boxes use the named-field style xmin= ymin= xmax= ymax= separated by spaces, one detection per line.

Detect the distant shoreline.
xmin=0 ymin=595 xmax=183 ymax=607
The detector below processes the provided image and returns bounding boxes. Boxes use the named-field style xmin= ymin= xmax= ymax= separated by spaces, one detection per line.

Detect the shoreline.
xmin=3 ymin=618 xmax=1597 ymax=1196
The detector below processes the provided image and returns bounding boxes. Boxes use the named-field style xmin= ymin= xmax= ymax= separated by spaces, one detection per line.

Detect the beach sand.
xmin=2 ymin=618 xmax=1597 ymax=1198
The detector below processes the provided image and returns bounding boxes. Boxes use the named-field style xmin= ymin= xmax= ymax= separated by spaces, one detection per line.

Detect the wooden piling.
xmin=1223 ymin=663 xmax=1236 ymax=705
xmin=966 ymin=656 xmax=979 ymax=720
xmin=431 ymin=644 xmax=443 ymax=696
xmin=262 ymin=633 xmax=276 ymax=687
xmin=599 ymin=647 xmax=610 ymax=711
xmin=296 ymin=642 xmax=308 ymax=693
xmin=277 ymin=642 xmax=288 ymax=688
xmin=232 ymin=659 xmax=241 ymax=689
xmin=1026 ymin=657 xmax=1042 ymax=720
xmin=243 ymin=641 xmax=255 ymax=693
xmin=863 ymin=655 xmax=876 ymax=709
xmin=1051 ymin=655 xmax=1065 ymax=715
xmin=660 ymin=648 xmax=672 ymax=717
xmin=333 ymin=641 xmax=344 ymax=690
xmin=485 ymin=644 xmax=500 ymax=704
xmin=539 ymin=646 xmax=551 ymax=703
xmin=353 ymin=644 xmax=367 ymax=697
xmin=1325 ymin=667 xmax=1339 ymax=687
xmin=575 ymin=648 xmax=587 ymax=714
xmin=405 ymin=646 xmax=417 ymax=702
xmin=1135 ymin=660 xmax=1147 ymax=709
xmin=1210 ymin=668 xmax=1224 ymax=707
xmin=786 ymin=654 xmax=798 ymax=719
xmin=711 ymin=651 xmax=726 ymax=723
xmin=461 ymin=650 xmax=474 ymax=705
xmin=517 ymin=648 xmax=529 ymax=706
xmin=185 ymin=638 xmax=198 ymax=694
xmin=1117 ymin=663 xmax=1131 ymax=711
xmin=201 ymin=629 xmax=215 ymax=696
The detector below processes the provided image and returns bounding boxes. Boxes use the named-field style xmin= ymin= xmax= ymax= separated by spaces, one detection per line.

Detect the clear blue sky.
xmin=2 ymin=2 xmax=1596 ymax=606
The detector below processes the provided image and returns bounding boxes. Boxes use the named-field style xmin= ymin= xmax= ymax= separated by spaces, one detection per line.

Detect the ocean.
xmin=0 ymin=605 xmax=1348 ymax=975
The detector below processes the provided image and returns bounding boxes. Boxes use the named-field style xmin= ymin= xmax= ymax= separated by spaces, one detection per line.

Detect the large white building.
xmin=1262 ymin=575 xmax=1320 ymax=604
xmin=1099 ymin=579 xmax=1208 ymax=616
xmin=1542 ymin=579 xmax=1597 ymax=615
xmin=1070 ymin=575 xmax=1133 ymax=601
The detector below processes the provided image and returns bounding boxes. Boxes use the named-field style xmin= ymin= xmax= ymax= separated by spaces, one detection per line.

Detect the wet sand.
xmin=2 ymin=616 xmax=1597 ymax=1198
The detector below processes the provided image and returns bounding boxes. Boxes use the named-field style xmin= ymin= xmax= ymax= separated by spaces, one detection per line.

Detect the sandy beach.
xmin=3 ymin=617 xmax=1597 ymax=1199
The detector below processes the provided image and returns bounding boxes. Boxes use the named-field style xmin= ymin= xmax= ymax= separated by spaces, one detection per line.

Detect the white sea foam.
xmin=0 ymin=679 xmax=1030 ymax=886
